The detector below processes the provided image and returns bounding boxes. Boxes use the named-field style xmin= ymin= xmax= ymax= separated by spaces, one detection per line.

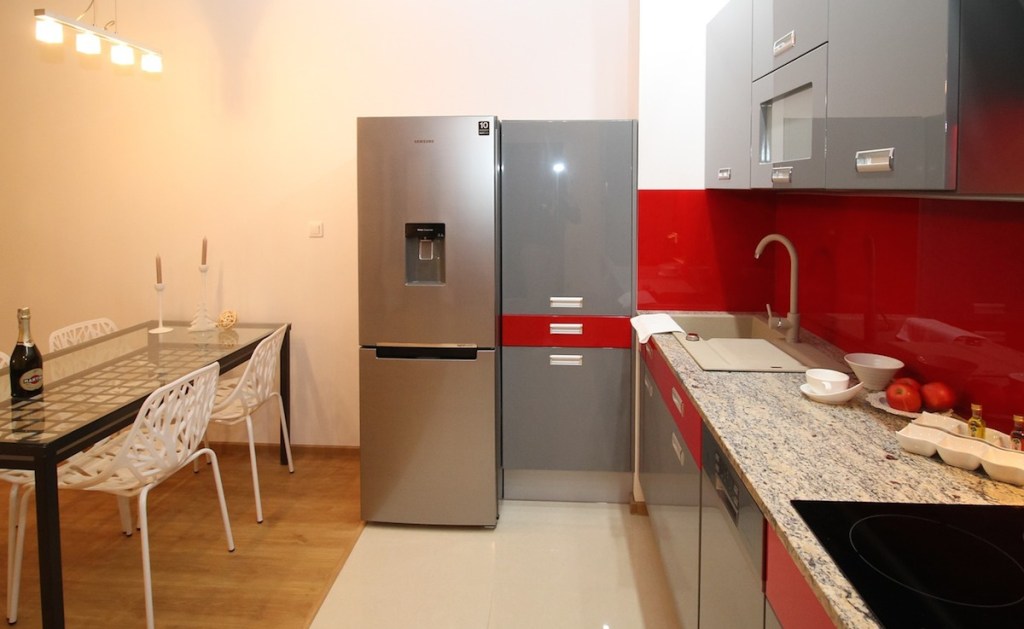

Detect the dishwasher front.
xmin=699 ymin=424 xmax=766 ymax=628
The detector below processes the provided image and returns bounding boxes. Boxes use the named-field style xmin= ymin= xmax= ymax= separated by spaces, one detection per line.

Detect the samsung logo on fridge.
xmin=413 ymin=139 xmax=434 ymax=144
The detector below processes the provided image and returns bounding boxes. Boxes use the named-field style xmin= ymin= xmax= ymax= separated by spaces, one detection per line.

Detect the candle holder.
xmin=149 ymin=283 xmax=173 ymax=334
xmin=188 ymin=264 xmax=217 ymax=333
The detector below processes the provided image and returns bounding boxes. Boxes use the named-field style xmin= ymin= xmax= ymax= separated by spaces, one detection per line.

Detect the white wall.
xmin=638 ymin=0 xmax=727 ymax=189
xmin=0 ymin=0 xmax=638 ymax=446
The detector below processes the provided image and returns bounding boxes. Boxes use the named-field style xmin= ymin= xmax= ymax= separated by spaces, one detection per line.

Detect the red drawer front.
xmin=766 ymin=524 xmax=834 ymax=629
xmin=641 ymin=341 xmax=702 ymax=468
xmin=501 ymin=315 xmax=632 ymax=348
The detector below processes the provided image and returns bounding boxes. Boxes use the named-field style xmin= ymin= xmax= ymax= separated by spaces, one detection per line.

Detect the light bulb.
xmin=75 ymin=31 xmax=101 ymax=55
xmin=111 ymin=43 xmax=135 ymax=66
xmin=141 ymin=52 xmax=163 ymax=73
xmin=35 ymin=19 xmax=64 ymax=44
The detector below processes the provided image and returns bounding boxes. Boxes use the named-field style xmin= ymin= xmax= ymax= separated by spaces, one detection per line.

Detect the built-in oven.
xmin=793 ymin=500 xmax=1024 ymax=627
xmin=750 ymin=44 xmax=827 ymax=188
xmin=700 ymin=424 xmax=766 ymax=628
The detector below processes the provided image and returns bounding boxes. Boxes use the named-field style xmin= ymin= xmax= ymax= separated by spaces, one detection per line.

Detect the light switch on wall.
xmin=308 ymin=221 xmax=324 ymax=238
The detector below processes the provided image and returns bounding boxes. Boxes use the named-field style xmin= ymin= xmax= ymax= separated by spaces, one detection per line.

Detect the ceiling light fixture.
xmin=33 ymin=5 xmax=162 ymax=73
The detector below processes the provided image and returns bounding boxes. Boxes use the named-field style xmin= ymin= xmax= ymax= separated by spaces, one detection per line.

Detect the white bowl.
xmin=844 ymin=352 xmax=904 ymax=390
xmin=981 ymin=448 xmax=1024 ymax=486
xmin=895 ymin=423 xmax=946 ymax=457
xmin=799 ymin=382 xmax=863 ymax=405
xmin=934 ymin=435 xmax=988 ymax=471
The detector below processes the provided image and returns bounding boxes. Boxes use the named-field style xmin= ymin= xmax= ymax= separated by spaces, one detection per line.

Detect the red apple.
xmin=886 ymin=382 xmax=922 ymax=412
xmin=921 ymin=382 xmax=956 ymax=412
xmin=892 ymin=377 xmax=921 ymax=392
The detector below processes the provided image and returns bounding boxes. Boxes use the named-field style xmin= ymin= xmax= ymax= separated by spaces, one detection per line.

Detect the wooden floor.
xmin=1 ymin=444 xmax=363 ymax=628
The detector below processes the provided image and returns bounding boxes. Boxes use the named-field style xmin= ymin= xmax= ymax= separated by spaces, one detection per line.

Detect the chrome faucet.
xmin=754 ymin=233 xmax=800 ymax=343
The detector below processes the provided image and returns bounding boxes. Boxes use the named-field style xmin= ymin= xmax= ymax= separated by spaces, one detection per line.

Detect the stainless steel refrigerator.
xmin=357 ymin=115 xmax=500 ymax=526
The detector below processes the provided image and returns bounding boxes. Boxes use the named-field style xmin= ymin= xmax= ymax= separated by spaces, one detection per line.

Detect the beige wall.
xmin=0 ymin=0 xmax=638 ymax=446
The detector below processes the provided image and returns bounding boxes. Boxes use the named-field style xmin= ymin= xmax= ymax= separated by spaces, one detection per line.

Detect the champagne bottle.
xmin=9 ymin=307 xmax=43 ymax=400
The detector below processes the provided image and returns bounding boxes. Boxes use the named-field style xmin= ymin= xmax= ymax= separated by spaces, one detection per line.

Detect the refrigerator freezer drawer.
xmin=359 ymin=348 xmax=498 ymax=526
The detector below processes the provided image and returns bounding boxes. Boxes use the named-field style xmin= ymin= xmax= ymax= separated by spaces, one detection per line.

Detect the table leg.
xmin=279 ymin=325 xmax=291 ymax=465
xmin=34 ymin=455 xmax=65 ymax=628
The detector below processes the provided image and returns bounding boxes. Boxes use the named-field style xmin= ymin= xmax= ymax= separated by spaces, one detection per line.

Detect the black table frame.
xmin=0 ymin=322 xmax=291 ymax=628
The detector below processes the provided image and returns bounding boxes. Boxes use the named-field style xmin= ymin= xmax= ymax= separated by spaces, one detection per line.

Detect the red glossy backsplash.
xmin=639 ymin=189 xmax=1024 ymax=431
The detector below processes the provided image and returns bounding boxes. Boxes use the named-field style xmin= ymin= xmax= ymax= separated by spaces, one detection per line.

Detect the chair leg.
xmin=200 ymin=449 xmax=235 ymax=552
xmin=9 ymin=486 xmax=34 ymax=625
xmin=275 ymin=395 xmax=295 ymax=473
xmin=244 ymin=417 xmax=264 ymax=523
xmin=117 ymin=496 xmax=134 ymax=536
xmin=137 ymin=488 xmax=156 ymax=629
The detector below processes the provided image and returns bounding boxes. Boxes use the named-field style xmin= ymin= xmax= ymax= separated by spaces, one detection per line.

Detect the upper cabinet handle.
xmin=855 ymin=148 xmax=895 ymax=173
xmin=773 ymin=30 xmax=796 ymax=56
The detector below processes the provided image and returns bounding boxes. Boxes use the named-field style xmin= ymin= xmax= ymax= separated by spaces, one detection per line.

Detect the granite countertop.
xmin=648 ymin=316 xmax=1024 ymax=628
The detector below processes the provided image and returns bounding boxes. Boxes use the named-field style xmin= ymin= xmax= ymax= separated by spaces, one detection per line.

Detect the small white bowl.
xmin=895 ymin=423 xmax=946 ymax=457
xmin=844 ymin=352 xmax=905 ymax=390
xmin=799 ymin=381 xmax=863 ymax=405
xmin=935 ymin=435 xmax=989 ymax=471
xmin=981 ymin=448 xmax=1024 ymax=486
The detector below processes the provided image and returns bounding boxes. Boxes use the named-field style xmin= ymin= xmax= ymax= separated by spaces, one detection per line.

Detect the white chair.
xmin=208 ymin=325 xmax=293 ymax=523
xmin=48 ymin=317 xmax=118 ymax=352
xmin=5 ymin=363 xmax=234 ymax=629
xmin=0 ymin=351 xmax=9 ymax=368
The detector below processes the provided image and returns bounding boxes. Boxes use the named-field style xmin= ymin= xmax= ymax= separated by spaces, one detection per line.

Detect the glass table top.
xmin=0 ymin=322 xmax=278 ymax=446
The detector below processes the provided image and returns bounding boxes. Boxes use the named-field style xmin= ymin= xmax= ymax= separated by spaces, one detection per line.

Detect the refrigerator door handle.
xmin=375 ymin=344 xmax=478 ymax=360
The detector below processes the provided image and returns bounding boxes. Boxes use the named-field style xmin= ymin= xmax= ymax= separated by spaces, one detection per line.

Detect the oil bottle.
xmin=1011 ymin=415 xmax=1024 ymax=451
xmin=967 ymin=403 xmax=985 ymax=439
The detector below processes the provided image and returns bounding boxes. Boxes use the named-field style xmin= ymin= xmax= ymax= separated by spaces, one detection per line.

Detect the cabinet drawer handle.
xmin=773 ymin=30 xmax=796 ymax=56
xmin=771 ymin=166 xmax=793 ymax=184
xmin=671 ymin=431 xmax=686 ymax=467
xmin=549 ymin=297 xmax=583 ymax=309
xmin=855 ymin=147 xmax=895 ymax=173
xmin=717 ymin=167 xmax=732 ymax=181
xmin=550 ymin=323 xmax=583 ymax=335
xmin=549 ymin=354 xmax=583 ymax=367
xmin=671 ymin=388 xmax=685 ymax=415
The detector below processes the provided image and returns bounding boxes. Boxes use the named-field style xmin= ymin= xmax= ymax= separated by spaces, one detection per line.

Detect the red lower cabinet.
xmin=766 ymin=524 xmax=834 ymax=629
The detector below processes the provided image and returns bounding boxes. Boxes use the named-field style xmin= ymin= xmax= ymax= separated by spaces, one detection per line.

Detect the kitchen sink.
xmin=671 ymin=313 xmax=845 ymax=373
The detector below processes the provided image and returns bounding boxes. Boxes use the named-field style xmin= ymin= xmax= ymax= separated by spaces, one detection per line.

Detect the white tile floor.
xmin=312 ymin=500 xmax=683 ymax=629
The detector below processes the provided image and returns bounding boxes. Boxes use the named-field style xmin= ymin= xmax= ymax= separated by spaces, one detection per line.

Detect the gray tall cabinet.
xmin=501 ymin=120 xmax=637 ymax=502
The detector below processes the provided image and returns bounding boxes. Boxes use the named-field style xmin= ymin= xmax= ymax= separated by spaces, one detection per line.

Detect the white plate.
xmin=866 ymin=390 xmax=921 ymax=418
xmin=800 ymin=382 xmax=864 ymax=405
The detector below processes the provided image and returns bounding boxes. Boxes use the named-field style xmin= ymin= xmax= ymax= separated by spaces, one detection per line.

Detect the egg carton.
xmin=895 ymin=412 xmax=1024 ymax=486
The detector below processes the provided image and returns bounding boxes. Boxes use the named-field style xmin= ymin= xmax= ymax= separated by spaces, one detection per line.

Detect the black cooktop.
xmin=792 ymin=500 xmax=1024 ymax=629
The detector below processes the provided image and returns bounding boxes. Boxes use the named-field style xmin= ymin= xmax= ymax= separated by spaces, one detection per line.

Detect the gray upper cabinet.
xmin=709 ymin=0 xmax=1024 ymax=194
xmin=501 ymin=120 xmax=636 ymax=315
xmin=751 ymin=0 xmax=828 ymax=81
xmin=827 ymin=0 xmax=1024 ymax=193
xmin=826 ymin=1 xmax=958 ymax=190
xmin=705 ymin=0 xmax=752 ymax=189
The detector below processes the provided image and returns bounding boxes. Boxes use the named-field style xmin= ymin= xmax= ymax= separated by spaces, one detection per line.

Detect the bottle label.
xmin=18 ymin=368 xmax=43 ymax=392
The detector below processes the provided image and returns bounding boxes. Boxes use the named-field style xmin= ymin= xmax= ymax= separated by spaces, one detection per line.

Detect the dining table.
xmin=0 ymin=321 xmax=291 ymax=628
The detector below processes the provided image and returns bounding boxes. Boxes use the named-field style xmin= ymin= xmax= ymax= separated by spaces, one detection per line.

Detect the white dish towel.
xmin=630 ymin=313 xmax=684 ymax=344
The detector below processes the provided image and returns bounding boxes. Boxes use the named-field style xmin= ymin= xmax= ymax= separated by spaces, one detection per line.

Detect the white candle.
xmin=156 ymin=254 xmax=163 ymax=283
xmin=202 ymin=237 xmax=208 ymax=265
